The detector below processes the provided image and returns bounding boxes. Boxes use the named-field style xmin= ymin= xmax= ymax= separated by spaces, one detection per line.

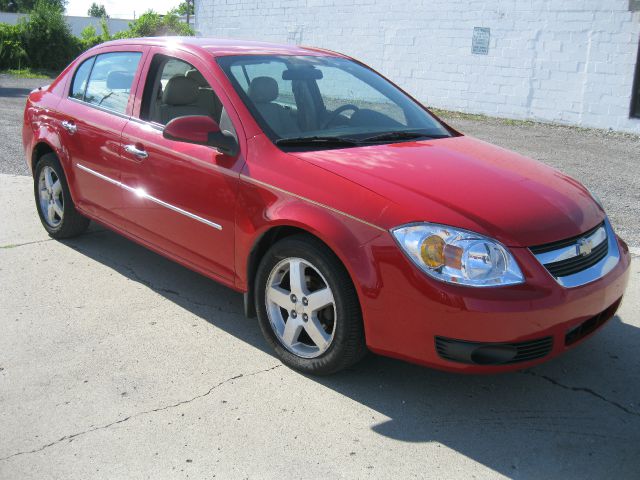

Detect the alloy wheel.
xmin=38 ymin=166 xmax=64 ymax=228
xmin=265 ymin=257 xmax=337 ymax=358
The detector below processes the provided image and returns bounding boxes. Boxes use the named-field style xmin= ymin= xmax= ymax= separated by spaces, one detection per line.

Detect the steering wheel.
xmin=322 ymin=104 xmax=360 ymax=129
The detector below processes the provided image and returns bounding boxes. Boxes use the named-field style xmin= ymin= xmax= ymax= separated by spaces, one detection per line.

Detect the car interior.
xmin=142 ymin=56 xmax=236 ymax=139
xmin=220 ymin=58 xmax=416 ymax=141
xmin=247 ymin=76 xmax=300 ymax=136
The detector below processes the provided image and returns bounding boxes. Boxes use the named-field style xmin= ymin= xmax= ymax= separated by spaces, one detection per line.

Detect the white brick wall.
xmin=196 ymin=0 xmax=640 ymax=133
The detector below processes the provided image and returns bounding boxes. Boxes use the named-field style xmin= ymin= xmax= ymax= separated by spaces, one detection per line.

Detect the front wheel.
xmin=255 ymin=235 xmax=367 ymax=375
xmin=34 ymin=153 xmax=90 ymax=239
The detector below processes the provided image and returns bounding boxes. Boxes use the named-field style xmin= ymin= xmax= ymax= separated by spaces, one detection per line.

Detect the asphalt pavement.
xmin=1 ymin=75 xmax=640 ymax=479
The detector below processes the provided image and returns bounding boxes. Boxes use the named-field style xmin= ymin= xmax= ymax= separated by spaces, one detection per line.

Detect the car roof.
xmin=97 ymin=37 xmax=346 ymax=58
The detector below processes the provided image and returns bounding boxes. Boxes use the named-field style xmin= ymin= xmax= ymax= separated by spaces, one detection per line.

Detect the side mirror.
xmin=163 ymin=115 xmax=238 ymax=156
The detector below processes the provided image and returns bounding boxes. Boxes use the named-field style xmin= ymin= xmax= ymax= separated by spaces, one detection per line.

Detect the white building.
xmin=195 ymin=0 xmax=640 ymax=134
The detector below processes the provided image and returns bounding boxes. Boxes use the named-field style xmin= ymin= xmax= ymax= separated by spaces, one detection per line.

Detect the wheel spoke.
xmin=47 ymin=203 xmax=56 ymax=223
xmin=40 ymin=188 xmax=49 ymax=201
xmin=44 ymin=168 xmax=54 ymax=191
xmin=288 ymin=259 xmax=307 ymax=296
xmin=282 ymin=318 xmax=303 ymax=347
xmin=52 ymin=180 xmax=62 ymax=196
xmin=267 ymin=286 xmax=291 ymax=310
xmin=52 ymin=199 xmax=64 ymax=218
xmin=304 ymin=315 xmax=331 ymax=350
xmin=306 ymin=287 xmax=334 ymax=313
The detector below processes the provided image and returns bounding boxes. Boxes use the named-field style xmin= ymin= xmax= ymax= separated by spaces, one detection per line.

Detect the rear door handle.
xmin=61 ymin=120 xmax=77 ymax=134
xmin=124 ymin=144 xmax=149 ymax=160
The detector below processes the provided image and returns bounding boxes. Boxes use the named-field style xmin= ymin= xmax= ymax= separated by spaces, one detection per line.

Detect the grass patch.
xmin=430 ymin=107 xmax=640 ymax=138
xmin=430 ymin=108 xmax=490 ymax=122
xmin=431 ymin=108 xmax=537 ymax=126
xmin=1 ymin=68 xmax=55 ymax=79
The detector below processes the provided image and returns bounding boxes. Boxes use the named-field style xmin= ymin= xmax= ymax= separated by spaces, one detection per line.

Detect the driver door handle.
xmin=124 ymin=144 xmax=149 ymax=160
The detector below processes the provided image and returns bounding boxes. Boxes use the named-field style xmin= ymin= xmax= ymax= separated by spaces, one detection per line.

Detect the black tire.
xmin=255 ymin=234 xmax=367 ymax=375
xmin=33 ymin=153 xmax=90 ymax=239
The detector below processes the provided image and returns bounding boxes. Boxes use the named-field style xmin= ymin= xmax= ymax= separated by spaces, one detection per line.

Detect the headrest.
xmin=185 ymin=69 xmax=208 ymax=87
xmin=248 ymin=76 xmax=278 ymax=103
xmin=106 ymin=71 xmax=133 ymax=90
xmin=163 ymin=76 xmax=199 ymax=106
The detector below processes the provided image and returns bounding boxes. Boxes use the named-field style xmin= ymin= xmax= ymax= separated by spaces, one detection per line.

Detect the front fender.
xmin=235 ymin=177 xmax=386 ymax=305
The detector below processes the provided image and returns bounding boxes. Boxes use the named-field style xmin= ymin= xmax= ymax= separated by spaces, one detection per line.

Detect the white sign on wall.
xmin=472 ymin=27 xmax=491 ymax=55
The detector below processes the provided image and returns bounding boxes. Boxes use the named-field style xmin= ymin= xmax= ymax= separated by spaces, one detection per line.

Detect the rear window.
xmin=82 ymin=52 xmax=142 ymax=114
xmin=70 ymin=56 xmax=95 ymax=100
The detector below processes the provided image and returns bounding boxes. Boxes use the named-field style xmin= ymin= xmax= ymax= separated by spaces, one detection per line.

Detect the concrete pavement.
xmin=0 ymin=173 xmax=639 ymax=479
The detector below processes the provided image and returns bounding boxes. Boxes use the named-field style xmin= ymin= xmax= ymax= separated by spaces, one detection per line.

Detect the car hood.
xmin=292 ymin=135 xmax=604 ymax=247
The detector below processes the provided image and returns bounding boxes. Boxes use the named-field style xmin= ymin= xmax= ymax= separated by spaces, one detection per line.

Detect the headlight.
xmin=391 ymin=223 xmax=524 ymax=287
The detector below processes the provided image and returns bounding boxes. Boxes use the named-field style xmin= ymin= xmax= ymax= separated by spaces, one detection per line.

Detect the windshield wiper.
xmin=275 ymin=136 xmax=361 ymax=147
xmin=360 ymin=131 xmax=448 ymax=143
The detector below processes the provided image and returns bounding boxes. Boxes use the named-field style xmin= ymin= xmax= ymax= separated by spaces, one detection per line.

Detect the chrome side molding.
xmin=75 ymin=163 xmax=223 ymax=231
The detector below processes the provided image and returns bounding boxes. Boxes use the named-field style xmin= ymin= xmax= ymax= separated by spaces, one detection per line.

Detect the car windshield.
xmin=217 ymin=55 xmax=453 ymax=149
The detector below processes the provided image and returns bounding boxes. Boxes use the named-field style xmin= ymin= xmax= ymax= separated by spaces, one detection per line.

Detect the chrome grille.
xmin=542 ymin=236 xmax=608 ymax=277
xmin=529 ymin=222 xmax=603 ymax=254
xmin=529 ymin=220 xmax=620 ymax=288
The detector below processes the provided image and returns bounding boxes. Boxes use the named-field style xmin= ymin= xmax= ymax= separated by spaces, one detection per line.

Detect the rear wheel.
xmin=255 ymin=235 xmax=367 ymax=375
xmin=34 ymin=153 xmax=90 ymax=238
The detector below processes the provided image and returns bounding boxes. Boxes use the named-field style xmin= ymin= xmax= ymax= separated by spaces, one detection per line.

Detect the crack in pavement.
xmin=0 ymin=229 xmax=108 ymax=249
xmin=0 ymin=238 xmax=53 ymax=249
xmin=0 ymin=364 xmax=282 ymax=462
xmin=521 ymin=370 xmax=639 ymax=418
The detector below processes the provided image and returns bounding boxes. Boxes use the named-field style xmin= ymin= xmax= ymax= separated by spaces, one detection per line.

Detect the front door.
xmin=117 ymin=48 xmax=244 ymax=282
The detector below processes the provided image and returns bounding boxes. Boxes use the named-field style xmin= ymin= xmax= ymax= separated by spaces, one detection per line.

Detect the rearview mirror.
xmin=282 ymin=67 xmax=323 ymax=80
xmin=163 ymin=115 xmax=238 ymax=156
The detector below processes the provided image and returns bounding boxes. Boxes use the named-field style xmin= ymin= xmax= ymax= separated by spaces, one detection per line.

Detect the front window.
xmin=139 ymin=54 xmax=237 ymax=139
xmin=217 ymin=55 xmax=453 ymax=149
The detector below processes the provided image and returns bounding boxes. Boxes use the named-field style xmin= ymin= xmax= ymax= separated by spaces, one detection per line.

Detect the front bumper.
xmin=358 ymin=232 xmax=631 ymax=373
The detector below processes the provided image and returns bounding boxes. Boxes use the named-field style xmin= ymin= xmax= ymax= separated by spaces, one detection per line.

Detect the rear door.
xmin=117 ymin=47 xmax=246 ymax=282
xmin=59 ymin=46 xmax=147 ymax=225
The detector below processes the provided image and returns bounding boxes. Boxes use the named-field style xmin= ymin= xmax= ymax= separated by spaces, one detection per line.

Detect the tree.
xmin=87 ymin=2 xmax=107 ymax=18
xmin=176 ymin=0 xmax=193 ymax=26
xmin=1 ymin=0 xmax=66 ymax=13
xmin=176 ymin=1 xmax=193 ymax=16
xmin=0 ymin=0 xmax=34 ymax=12
xmin=18 ymin=0 xmax=76 ymax=70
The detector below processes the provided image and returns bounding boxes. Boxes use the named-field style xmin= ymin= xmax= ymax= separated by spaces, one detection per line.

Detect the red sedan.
xmin=22 ymin=37 xmax=630 ymax=374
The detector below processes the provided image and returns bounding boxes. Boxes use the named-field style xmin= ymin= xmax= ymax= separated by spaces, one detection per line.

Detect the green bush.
xmin=113 ymin=10 xmax=194 ymax=39
xmin=0 ymin=5 xmax=194 ymax=74
xmin=79 ymin=16 xmax=111 ymax=50
xmin=19 ymin=0 xmax=79 ymax=71
xmin=0 ymin=23 xmax=27 ymax=70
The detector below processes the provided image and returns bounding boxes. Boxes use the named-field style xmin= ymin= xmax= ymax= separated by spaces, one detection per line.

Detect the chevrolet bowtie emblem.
xmin=576 ymin=237 xmax=592 ymax=257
